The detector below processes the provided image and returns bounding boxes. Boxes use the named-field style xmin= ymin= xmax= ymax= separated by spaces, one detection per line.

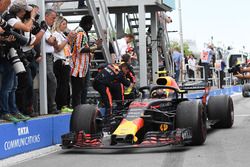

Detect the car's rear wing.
xmin=180 ymin=81 xmax=210 ymax=105
xmin=179 ymin=81 xmax=209 ymax=91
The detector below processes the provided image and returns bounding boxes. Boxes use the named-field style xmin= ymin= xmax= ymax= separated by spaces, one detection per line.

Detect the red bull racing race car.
xmin=61 ymin=75 xmax=234 ymax=149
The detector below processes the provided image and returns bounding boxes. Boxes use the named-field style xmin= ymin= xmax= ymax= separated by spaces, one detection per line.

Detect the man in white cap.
xmin=6 ymin=0 xmax=37 ymax=32
xmin=199 ymin=43 xmax=214 ymax=83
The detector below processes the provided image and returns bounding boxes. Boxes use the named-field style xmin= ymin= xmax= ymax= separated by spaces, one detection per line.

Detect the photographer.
xmin=234 ymin=66 xmax=250 ymax=80
xmin=16 ymin=4 xmax=47 ymax=117
xmin=0 ymin=0 xmax=11 ymax=89
xmin=0 ymin=0 xmax=33 ymax=122
xmin=0 ymin=35 xmax=26 ymax=122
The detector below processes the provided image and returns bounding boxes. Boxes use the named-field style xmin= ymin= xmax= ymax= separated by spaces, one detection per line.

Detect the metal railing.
xmin=183 ymin=64 xmax=233 ymax=88
xmin=184 ymin=64 xmax=205 ymax=82
xmin=98 ymin=0 xmax=121 ymax=58
xmin=86 ymin=0 xmax=112 ymax=63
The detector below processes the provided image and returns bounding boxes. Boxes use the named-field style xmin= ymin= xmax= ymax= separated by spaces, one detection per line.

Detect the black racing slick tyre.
xmin=70 ymin=104 xmax=101 ymax=134
xmin=207 ymin=95 xmax=234 ymax=128
xmin=242 ymin=84 xmax=250 ymax=97
xmin=176 ymin=100 xmax=207 ymax=145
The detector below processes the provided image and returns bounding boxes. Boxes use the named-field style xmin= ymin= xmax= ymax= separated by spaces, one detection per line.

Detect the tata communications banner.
xmin=0 ymin=118 xmax=53 ymax=159
xmin=163 ymin=0 xmax=175 ymax=10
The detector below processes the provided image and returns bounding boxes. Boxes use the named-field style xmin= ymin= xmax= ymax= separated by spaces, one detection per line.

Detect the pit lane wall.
xmin=187 ymin=85 xmax=242 ymax=99
xmin=0 ymin=114 xmax=71 ymax=159
xmin=0 ymin=85 xmax=242 ymax=159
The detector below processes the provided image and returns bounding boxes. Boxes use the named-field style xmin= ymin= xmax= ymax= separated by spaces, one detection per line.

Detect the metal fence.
xmin=183 ymin=64 xmax=233 ymax=88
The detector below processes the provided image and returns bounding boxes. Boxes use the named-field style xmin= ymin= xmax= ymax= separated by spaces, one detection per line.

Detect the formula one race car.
xmin=61 ymin=75 xmax=234 ymax=149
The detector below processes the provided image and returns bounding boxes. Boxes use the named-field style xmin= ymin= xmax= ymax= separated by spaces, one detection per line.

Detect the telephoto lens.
xmin=9 ymin=29 xmax=29 ymax=46
xmin=0 ymin=16 xmax=11 ymax=31
xmin=0 ymin=16 xmax=29 ymax=46
xmin=8 ymin=48 xmax=26 ymax=74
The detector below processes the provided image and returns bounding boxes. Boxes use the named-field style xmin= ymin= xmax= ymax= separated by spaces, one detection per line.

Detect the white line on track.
xmin=234 ymin=114 xmax=250 ymax=117
xmin=231 ymin=93 xmax=242 ymax=97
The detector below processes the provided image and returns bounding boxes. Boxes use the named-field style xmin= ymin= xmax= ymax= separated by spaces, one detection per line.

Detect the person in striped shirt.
xmin=70 ymin=15 xmax=102 ymax=108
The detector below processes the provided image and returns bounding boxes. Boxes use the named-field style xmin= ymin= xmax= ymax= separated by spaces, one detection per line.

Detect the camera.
xmin=23 ymin=9 xmax=41 ymax=34
xmin=24 ymin=11 xmax=44 ymax=35
xmin=228 ymin=64 xmax=242 ymax=75
xmin=23 ymin=11 xmax=40 ymax=22
xmin=0 ymin=16 xmax=29 ymax=46
xmin=0 ymin=17 xmax=28 ymax=74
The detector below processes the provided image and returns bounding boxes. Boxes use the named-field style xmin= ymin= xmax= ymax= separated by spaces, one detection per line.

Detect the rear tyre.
xmin=242 ymin=84 xmax=250 ymax=97
xmin=207 ymin=95 xmax=234 ymax=128
xmin=70 ymin=104 xmax=101 ymax=134
xmin=176 ymin=100 xmax=207 ymax=145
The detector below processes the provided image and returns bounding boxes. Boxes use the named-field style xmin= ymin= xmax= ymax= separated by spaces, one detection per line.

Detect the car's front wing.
xmin=61 ymin=128 xmax=192 ymax=149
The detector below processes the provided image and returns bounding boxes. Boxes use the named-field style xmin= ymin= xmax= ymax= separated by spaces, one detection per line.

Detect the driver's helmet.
xmin=151 ymin=89 xmax=167 ymax=98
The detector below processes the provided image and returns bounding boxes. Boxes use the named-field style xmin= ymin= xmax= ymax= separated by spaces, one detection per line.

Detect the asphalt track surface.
xmin=11 ymin=94 xmax=250 ymax=167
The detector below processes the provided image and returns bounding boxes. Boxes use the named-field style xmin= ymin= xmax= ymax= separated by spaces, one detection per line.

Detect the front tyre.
xmin=70 ymin=104 xmax=102 ymax=134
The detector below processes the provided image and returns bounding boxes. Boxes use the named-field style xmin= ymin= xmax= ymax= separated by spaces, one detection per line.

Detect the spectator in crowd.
xmin=188 ymin=54 xmax=196 ymax=79
xmin=15 ymin=4 xmax=46 ymax=117
xmin=44 ymin=9 xmax=60 ymax=114
xmin=0 ymin=0 xmax=36 ymax=122
xmin=126 ymin=46 xmax=137 ymax=66
xmin=184 ymin=54 xmax=189 ymax=67
xmin=214 ymin=59 xmax=226 ymax=88
xmin=199 ymin=43 xmax=214 ymax=82
xmin=219 ymin=60 xmax=226 ymax=88
xmin=115 ymin=34 xmax=134 ymax=63
xmin=172 ymin=46 xmax=183 ymax=82
xmin=70 ymin=15 xmax=102 ymax=108
xmin=52 ymin=16 xmax=76 ymax=112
